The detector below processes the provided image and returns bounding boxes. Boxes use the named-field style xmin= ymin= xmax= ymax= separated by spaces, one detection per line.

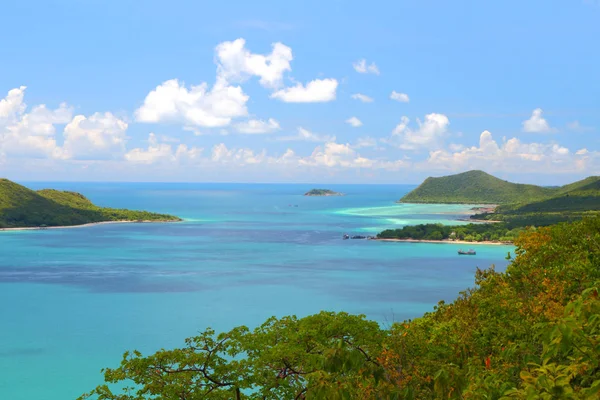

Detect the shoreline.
xmin=0 ymin=219 xmax=181 ymax=232
xmin=375 ymin=238 xmax=512 ymax=246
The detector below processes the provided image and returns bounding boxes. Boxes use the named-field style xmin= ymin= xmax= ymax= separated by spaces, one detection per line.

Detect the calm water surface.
xmin=0 ymin=183 xmax=512 ymax=399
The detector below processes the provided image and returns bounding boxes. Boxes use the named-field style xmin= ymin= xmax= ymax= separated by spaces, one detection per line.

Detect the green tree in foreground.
xmin=82 ymin=217 xmax=600 ymax=399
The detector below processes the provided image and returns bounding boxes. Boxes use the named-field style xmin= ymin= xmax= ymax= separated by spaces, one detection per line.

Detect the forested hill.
xmin=400 ymin=170 xmax=600 ymax=204
xmin=0 ymin=179 xmax=180 ymax=228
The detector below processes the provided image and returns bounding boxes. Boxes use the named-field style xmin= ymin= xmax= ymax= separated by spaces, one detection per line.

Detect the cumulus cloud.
xmin=351 ymin=93 xmax=374 ymax=103
xmin=353 ymin=59 xmax=379 ymax=75
xmin=270 ymin=78 xmax=338 ymax=103
xmin=62 ymin=112 xmax=128 ymax=159
xmin=0 ymin=86 xmax=73 ymax=159
xmin=345 ymin=116 xmax=363 ymax=127
xmin=390 ymin=113 xmax=450 ymax=150
xmin=0 ymin=86 xmax=27 ymax=118
xmin=0 ymin=87 xmax=131 ymax=161
xmin=427 ymin=130 xmax=580 ymax=173
xmin=390 ymin=91 xmax=410 ymax=102
xmin=234 ymin=118 xmax=280 ymax=134
xmin=211 ymin=143 xmax=265 ymax=164
xmin=125 ymin=133 xmax=202 ymax=164
xmin=522 ymin=108 xmax=555 ymax=133
xmin=215 ymin=38 xmax=292 ymax=89
xmin=278 ymin=127 xmax=335 ymax=142
xmin=135 ymin=79 xmax=248 ymax=128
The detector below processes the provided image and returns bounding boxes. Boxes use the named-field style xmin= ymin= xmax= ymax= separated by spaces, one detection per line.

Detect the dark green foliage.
xmin=304 ymin=189 xmax=342 ymax=196
xmin=0 ymin=178 xmax=180 ymax=228
xmin=377 ymin=222 xmax=523 ymax=242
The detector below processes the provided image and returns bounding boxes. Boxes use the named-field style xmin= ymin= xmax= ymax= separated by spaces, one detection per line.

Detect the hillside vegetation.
xmin=0 ymin=179 xmax=180 ymax=228
xmin=400 ymin=170 xmax=600 ymax=204
xmin=81 ymin=217 xmax=600 ymax=399
xmin=400 ymin=170 xmax=555 ymax=204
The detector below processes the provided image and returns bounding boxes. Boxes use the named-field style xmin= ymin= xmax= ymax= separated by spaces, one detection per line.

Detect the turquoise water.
xmin=0 ymin=183 xmax=512 ymax=399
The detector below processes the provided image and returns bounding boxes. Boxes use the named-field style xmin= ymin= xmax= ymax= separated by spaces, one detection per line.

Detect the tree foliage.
xmin=82 ymin=217 xmax=600 ymax=399
xmin=377 ymin=222 xmax=523 ymax=242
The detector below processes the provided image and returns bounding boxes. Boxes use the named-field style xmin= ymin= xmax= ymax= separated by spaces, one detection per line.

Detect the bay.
xmin=0 ymin=183 xmax=511 ymax=399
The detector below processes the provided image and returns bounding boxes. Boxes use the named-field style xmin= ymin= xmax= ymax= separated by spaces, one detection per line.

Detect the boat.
xmin=351 ymin=235 xmax=367 ymax=240
xmin=458 ymin=249 xmax=476 ymax=255
xmin=343 ymin=234 xmax=350 ymax=240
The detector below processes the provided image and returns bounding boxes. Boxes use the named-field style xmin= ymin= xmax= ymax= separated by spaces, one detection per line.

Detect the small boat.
xmin=458 ymin=249 xmax=476 ymax=255
xmin=351 ymin=235 xmax=367 ymax=240
xmin=343 ymin=234 xmax=350 ymax=240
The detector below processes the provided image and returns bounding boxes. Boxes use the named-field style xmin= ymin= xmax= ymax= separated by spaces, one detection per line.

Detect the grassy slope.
xmin=0 ymin=179 xmax=180 ymax=228
xmin=399 ymin=170 xmax=555 ymax=204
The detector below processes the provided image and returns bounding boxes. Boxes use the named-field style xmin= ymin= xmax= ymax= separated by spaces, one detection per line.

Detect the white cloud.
xmin=427 ymin=130 xmax=580 ymax=173
xmin=354 ymin=136 xmax=378 ymax=148
xmin=278 ymin=127 xmax=335 ymax=142
xmin=211 ymin=143 xmax=265 ymax=164
xmin=390 ymin=91 xmax=410 ymax=103
xmin=62 ymin=112 xmax=128 ymax=159
xmin=125 ymin=133 xmax=202 ymax=164
xmin=351 ymin=93 xmax=374 ymax=103
xmin=576 ymin=148 xmax=589 ymax=156
xmin=353 ymin=59 xmax=380 ymax=75
xmin=522 ymin=108 xmax=555 ymax=133
xmin=215 ymin=38 xmax=292 ymax=89
xmin=271 ymin=78 xmax=338 ymax=103
xmin=0 ymin=86 xmax=27 ymax=118
xmin=135 ymin=79 xmax=249 ymax=128
xmin=390 ymin=113 xmax=450 ymax=150
xmin=234 ymin=118 xmax=280 ymax=134
xmin=345 ymin=116 xmax=363 ymax=127
xmin=0 ymin=86 xmax=73 ymax=159
xmin=297 ymin=141 xmax=408 ymax=170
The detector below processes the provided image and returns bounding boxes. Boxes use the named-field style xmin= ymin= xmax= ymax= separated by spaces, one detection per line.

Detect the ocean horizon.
xmin=0 ymin=182 xmax=512 ymax=399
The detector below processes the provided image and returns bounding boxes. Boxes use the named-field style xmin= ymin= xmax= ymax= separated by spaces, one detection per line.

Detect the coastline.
xmin=0 ymin=219 xmax=181 ymax=232
xmin=375 ymin=238 xmax=512 ymax=246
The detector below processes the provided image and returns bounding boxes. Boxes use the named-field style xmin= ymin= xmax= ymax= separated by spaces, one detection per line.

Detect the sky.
xmin=1 ymin=0 xmax=599 ymax=184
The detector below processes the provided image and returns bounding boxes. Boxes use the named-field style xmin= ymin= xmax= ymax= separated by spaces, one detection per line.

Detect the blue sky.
xmin=1 ymin=0 xmax=598 ymax=184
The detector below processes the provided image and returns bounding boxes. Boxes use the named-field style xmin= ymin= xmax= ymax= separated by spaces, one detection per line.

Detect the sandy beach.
xmin=375 ymin=238 xmax=512 ymax=246
xmin=0 ymin=219 xmax=180 ymax=232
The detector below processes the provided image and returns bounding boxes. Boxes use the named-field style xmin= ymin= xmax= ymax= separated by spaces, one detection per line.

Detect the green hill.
xmin=400 ymin=170 xmax=554 ymax=204
xmin=0 ymin=179 xmax=180 ymax=228
xmin=555 ymin=175 xmax=600 ymax=195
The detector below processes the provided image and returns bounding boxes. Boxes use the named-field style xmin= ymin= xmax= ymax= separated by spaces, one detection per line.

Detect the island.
xmin=304 ymin=189 xmax=344 ymax=196
xmin=377 ymin=170 xmax=600 ymax=243
xmin=0 ymin=178 xmax=181 ymax=229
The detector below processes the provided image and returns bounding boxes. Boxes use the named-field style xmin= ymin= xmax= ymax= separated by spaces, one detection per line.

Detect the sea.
xmin=0 ymin=182 xmax=512 ymax=399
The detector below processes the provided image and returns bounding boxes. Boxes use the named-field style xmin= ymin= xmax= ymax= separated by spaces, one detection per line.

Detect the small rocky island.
xmin=304 ymin=189 xmax=344 ymax=197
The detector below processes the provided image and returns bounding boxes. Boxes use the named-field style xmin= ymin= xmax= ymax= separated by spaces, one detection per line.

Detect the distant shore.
xmin=375 ymin=238 xmax=512 ymax=246
xmin=0 ymin=219 xmax=180 ymax=232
